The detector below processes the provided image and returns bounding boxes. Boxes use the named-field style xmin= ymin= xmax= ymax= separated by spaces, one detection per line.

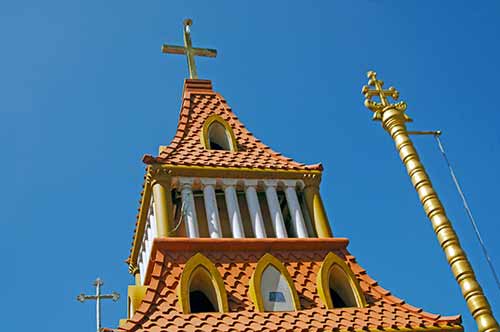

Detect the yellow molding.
xmin=177 ymin=253 xmax=229 ymax=314
xmin=249 ymin=253 xmax=301 ymax=312
xmin=349 ymin=326 xmax=463 ymax=332
xmin=200 ymin=114 xmax=238 ymax=152
xmin=159 ymin=164 xmax=322 ymax=181
xmin=164 ymin=164 xmax=322 ymax=175
xmin=317 ymin=252 xmax=366 ymax=309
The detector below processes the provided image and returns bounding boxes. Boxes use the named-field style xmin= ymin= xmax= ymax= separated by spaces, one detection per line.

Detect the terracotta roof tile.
xmin=117 ymin=238 xmax=463 ymax=332
xmin=142 ymin=79 xmax=322 ymax=171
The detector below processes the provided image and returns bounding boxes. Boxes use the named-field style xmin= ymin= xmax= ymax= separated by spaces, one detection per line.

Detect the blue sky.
xmin=2 ymin=1 xmax=499 ymax=331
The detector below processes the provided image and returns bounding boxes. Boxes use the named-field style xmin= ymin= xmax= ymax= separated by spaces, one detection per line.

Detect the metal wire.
xmin=170 ymin=199 xmax=185 ymax=235
xmin=433 ymin=134 xmax=500 ymax=293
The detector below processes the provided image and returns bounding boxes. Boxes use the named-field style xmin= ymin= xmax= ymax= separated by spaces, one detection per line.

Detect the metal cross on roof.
xmin=361 ymin=71 xmax=411 ymax=122
xmin=76 ymin=278 xmax=120 ymax=332
xmin=162 ymin=18 xmax=217 ymax=79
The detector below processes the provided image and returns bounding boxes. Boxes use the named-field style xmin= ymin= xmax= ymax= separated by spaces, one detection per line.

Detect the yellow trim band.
xmin=249 ymin=253 xmax=301 ymax=312
xmin=177 ymin=253 xmax=229 ymax=313
xmin=164 ymin=164 xmax=321 ymax=175
xmin=317 ymin=252 xmax=366 ymax=309
xmin=350 ymin=326 xmax=462 ymax=332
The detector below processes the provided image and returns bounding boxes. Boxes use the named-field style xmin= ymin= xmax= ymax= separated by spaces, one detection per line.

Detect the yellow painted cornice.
xmin=349 ymin=326 xmax=463 ymax=332
xmin=154 ymin=164 xmax=322 ymax=181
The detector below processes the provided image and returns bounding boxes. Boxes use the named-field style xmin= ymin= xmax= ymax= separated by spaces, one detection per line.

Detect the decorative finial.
xmin=362 ymin=71 xmax=411 ymax=122
xmin=162 ymin=19 xmax=217 ymax=79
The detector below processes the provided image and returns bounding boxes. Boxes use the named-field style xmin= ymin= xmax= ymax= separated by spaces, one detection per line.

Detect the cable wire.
xmin=170 ymin=199 xmax=185 ymax=235
xmin=434 ymin=134 xmax=500 ymax=292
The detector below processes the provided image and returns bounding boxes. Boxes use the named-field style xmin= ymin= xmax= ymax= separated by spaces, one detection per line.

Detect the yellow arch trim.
xmin=317 ymin=252 xmax=367 ymax=309
xmin=249 ymin=253 xmax=301 ymax=312
xmin=200 ymin=114 xmax=238 ymax=152
xmin=177 ymin=253 xmax=229 ymax=313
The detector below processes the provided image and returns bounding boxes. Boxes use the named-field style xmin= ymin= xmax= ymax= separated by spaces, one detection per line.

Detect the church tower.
xmin=117 ymin=20 xmax=464 ymax=332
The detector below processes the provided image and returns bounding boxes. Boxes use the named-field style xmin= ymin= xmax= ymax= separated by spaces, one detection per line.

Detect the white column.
xmin=179 ymin=177 xmax=199 ymax=238
xmin=264 ymin=180 xmax=287 ymax=238
xmin=139 ymin=247 xmax=146 ymax=285
xmin=145 ymin=221 xmax=152 ymax=261
xmin=149 ymin=205 xmax=158 ymax=239
xmin=138 ymin=256 xmax=144 ymax=285
xmin=201 ymin=178 xmax=222 ymax=238
xmin=284 ymin=181 xmax=309 ymax=238
xmin=244 ymin=180 xmax=267 ymax=238
xmin=223 ymin=179 xmax=245 ymax=238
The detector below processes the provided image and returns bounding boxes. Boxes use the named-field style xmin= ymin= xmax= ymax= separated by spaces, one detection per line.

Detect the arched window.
xmin=249 ymin=254 xmax=300 ymax=312
xmin=201 ymin=115 xmax=237 ymax=152
xmin=188 ymin=266 xmax=219 ymax=312
xmin=208 ymin=121 xmax=231 ymax=150
xmin=328 ymin=265 xmax=358 ymax=308
xmin=317 ymin=252 xmax=366 ymax=309
xmin=178 ymin=253 xmax=229 ymax=314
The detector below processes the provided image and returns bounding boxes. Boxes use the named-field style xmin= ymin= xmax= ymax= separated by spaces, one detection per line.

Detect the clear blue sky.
xmin=2 ymin=1 xmax=499 ymax=331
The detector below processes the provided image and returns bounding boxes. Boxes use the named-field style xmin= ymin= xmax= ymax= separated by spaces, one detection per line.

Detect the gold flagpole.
xmin=362 ymin=71 xmax=499 ymax=332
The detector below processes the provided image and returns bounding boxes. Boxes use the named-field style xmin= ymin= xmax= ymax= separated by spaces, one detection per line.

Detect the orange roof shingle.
xmin=119 ymin=238 xmax=462 ymax=332
xmin=142 ymin=79 xmax=322 ymax=171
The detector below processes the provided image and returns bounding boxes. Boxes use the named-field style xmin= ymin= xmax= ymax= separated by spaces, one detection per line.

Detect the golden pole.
xmin=362 ymin=71 xmax=499 ymax=332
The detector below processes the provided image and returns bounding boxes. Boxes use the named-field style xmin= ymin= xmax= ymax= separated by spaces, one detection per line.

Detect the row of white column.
xmin=178 ymin=178 xmax=309 ymax=239
xmin=138 ymin=201 xmax=158 ymax=285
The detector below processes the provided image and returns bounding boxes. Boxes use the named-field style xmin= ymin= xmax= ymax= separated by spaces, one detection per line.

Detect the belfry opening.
xmin=188 ymin=267 xmax=219 ymax=313
xmin=328 ymin=265 xmax=357 ymax=308
xmin=207 ymin=121 xmax=231 ymax=151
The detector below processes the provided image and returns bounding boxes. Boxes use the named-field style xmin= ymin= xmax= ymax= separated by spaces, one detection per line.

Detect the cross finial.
xmin=362 ymin=71 xmax=411 ymax=122
xmin=76 ymin=278 xmax=120 ymax=332
xmin=162 ymin=19 xmax=217 ymax=79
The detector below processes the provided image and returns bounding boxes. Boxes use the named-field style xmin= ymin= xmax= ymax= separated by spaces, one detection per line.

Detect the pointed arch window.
xmin=201 ymin=115 xmax=237 ymax=152
xmin=249 ymin=254 xmax=300 ymax=312
xmin=317 ymin=252 xmax=366 ymax=309
xmin=208 ymin=121 xmax=231 ymax=150
xmin=178 ymin=253 xmax=229 ymax=314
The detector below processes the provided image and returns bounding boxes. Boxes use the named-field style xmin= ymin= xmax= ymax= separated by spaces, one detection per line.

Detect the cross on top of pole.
xmin=162 ymin=18 xmax=217 ymax=79
xmin=361 ymin=71 xmax=411 ymax=122
xmin=77 ymin=278 xmax=120 ymax=332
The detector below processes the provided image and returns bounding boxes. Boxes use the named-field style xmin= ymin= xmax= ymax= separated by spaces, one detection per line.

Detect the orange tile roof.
xmin=142 ymin=79 xmax=322 ymax=171
xmin=118 ymin=238 xmax=462 ymax=332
